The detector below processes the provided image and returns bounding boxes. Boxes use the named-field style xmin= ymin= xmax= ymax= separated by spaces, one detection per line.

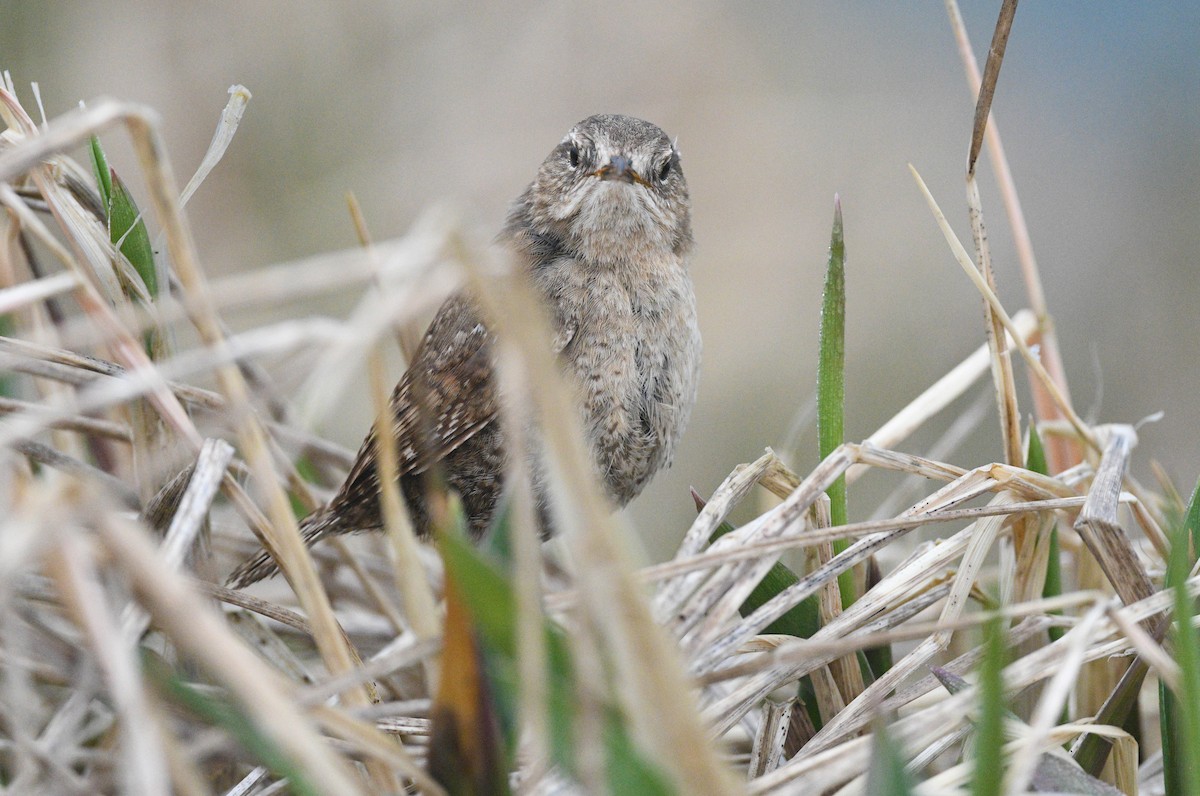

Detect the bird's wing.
xmin=334 ymin=294 xmax=498 ymax=496
xmin=400 ymin=294 xmax=499 ymax=471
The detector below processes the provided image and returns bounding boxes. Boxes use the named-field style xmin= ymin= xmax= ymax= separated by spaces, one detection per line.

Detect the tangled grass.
xmin=0 ymin=3 xmax=1194 ymax=794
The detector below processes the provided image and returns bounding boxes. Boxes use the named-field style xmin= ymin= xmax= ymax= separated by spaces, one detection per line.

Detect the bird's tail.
xmin=225 ymin=508 xmax=339 ymax=589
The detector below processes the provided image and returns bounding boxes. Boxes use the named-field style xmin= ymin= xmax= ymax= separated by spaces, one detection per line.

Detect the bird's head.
xmin=520 ymin=114 xmax=692 ymax=267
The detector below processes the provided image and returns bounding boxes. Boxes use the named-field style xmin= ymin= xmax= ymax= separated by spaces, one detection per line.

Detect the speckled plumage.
xmin=228 ymin=114 xmax=700 ymax=588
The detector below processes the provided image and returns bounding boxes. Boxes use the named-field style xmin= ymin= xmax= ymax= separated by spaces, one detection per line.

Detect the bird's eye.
xmin=658 ymin=157 xmax=673 ymax=180
xmin=567 ymin=144 xmax=580 ymax=168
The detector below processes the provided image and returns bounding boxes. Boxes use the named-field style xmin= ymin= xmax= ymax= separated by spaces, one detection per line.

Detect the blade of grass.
xmin=944 ymin=0 xmax=1080 ymax=474
xmin=972 ymin=616 xmax=1007 ymax=796
xmin=814 ymin=199 xmax=892 ymax=677
xmin=694 ymin=490 xmax=820 ymax=639
xmin=1160 ymin=678 xmax=1184 ymax=796
xmin=966 ymin=0 xmax=1024 ymax=467
xmin=1027 ymin=425 xmax=1063 ymax=643
xmin=438 ymin=522 xmax=673 ymax=791
xmin=696 ymin=492 xmax=826 ymax=731
xmin=429 ymin=527 xmax=510 ymax=795
xmin=908 ymin=162 xmax=1097 ymax=453
xmin=967 ymin=0 xmax=1019 ymax=177
xmin=106 ymin=171 xmax=157 ymax=298
xmin=1162 ymin=478 xmax=1200 ymax=796
xmin=1184 ymin=474 xmax=1200 ymax=557
xmin=178 ymin=84 xmax=250 ymax=209
xmin=0 ymin=314 xmax=14 ymax=397
xmin=89 ymin=136 xmax=157 ymax=299
xmin=603 ymin=708 xmax=675 ymax=796
xmin=864 ymin=720 xmax=915 ymax=796
xmin=90 ymin=136 xmax=113 ymax=206
xmin=1073 ymin=657 xmax=1148 ymax=778
xmin=817 ymin=196 xmax=853 ymax=610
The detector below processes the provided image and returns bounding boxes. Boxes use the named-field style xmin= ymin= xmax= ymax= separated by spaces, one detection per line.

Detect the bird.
xmin=228 ymin=114 xmax=700 ymax=588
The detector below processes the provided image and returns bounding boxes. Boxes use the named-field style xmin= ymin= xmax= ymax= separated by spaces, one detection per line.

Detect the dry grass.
xmin=0 ymin=4 xmax=1191 ymax=794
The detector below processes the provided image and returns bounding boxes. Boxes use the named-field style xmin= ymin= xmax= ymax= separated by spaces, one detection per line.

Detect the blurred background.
xmin=3 ymin=2 xmax=1197 ymax=561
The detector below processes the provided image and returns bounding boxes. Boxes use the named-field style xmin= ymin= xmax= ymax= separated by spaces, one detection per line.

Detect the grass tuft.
xmin=0 ymin=4 xmax=1190 ymax=791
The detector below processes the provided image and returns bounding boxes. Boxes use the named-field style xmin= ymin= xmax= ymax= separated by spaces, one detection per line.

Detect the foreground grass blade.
xmin=1160 ymin=678 xmax=1183 ymax=796
xmin=935 ymin=667 xmax=1121 ymax=795
xmin=428 ymin=557 xmax=510 ymax=794
xmin=1183 ymin=474 xmax=1200 ymax=556
xmin=972 ymin=616 xmax=1007 ymax=796
xmin=90 ymin=135 xmax=114 ymax=207
xmin=438 ymin=523 xmax=672 ymax=792
xmin=1161 ymin=477 xmax=1200 ymax=796
xmin=0 ymin=315 xmax=13 ymax=396
xmin=865 ymin=720 xmax=915 ymax=796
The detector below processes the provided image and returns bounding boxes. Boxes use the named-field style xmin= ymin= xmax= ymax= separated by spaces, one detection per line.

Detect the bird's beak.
xmin=594 ymin=155 xmax=649 ymax=186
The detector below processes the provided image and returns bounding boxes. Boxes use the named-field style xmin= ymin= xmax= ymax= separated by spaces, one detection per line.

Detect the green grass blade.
xmin=863 ymin=560 xmax=893 ymax=677
xmin=1161 ymin=477 xmax=1200 ymax=796
xmin=865 ymin=720 xmax=915 ymax=796
xmin=438 ymin=528 xmax=673 ymax=791
xmin=817 ymin=196 xmax=855 ymax=615
xmin=1043 ymin=532 xmax=1063 ymax=641
xmin=0 ymin=315 xmax=14 ymax=397
xmin=1161 ymin=678 xmax=1184 ymax=796
xmin=89 ymin=136 xmax=113 ymax=208
xmin=1183 ymin=475 xmax=1200 ymax=557
xmin=1026 ymin=424 xmax=1063 ymax=642
xmin=90 ymin=136 xmax=162 ymax=357
xmin=697 ymin=491 xmax=824 ymax=729
xmin=817 ymin=196 xmax=847 ymax=529
xmin=1024 ymin=421 xmax=1048 ymax=475
xmin=287 ymin=456 xmax=322 ymax=518
xmin=972 ymin=616 xmax=1007 ymax=796
xmin=89 ymin=136 xmax=159 ymax=299
xmin=438 ymin=529 xmax=569 ymax=763
xmin=106 ymin=170 xmax=158 ymax=298
xmin=603 ymin=708 xmax=675 ymax=795
xmin=697 ymin=495 xmax=819 ymax=638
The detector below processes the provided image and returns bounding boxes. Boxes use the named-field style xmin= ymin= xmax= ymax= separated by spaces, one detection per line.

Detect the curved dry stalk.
xmin=944 ymin=0 xmax=1079 ymax=474
xmin=909 ymin=163 xmax=1097 ymax=453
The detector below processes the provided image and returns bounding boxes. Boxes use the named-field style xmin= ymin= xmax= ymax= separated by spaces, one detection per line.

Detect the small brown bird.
xmin=229 ymin=114 xmax=700 ymax=588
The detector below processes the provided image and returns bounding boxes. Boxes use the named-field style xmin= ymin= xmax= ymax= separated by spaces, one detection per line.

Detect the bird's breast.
xmin=535 ymin=254 xmax=700 ymax=505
